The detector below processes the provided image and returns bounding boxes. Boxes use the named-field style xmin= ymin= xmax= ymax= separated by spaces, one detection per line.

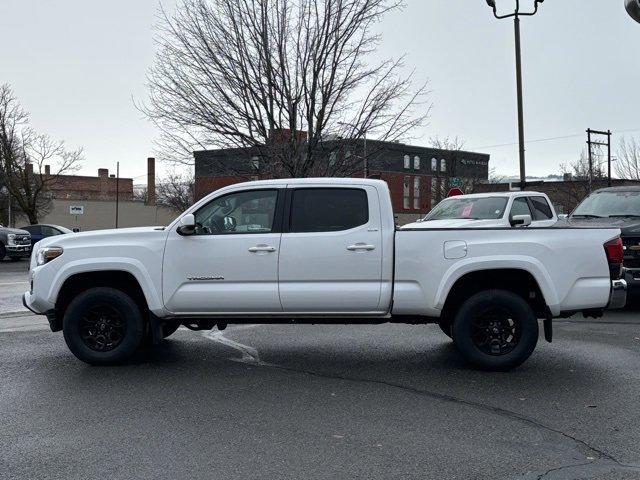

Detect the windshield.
xmin=572 ymin=191 xmax=640 ymax=218
xmin=424 ymin=197 xmax=508 ymax=221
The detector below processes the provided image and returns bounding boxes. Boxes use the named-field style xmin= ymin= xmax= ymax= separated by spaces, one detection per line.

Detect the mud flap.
xmin=149 ymin=313 xmax=164 ymax=345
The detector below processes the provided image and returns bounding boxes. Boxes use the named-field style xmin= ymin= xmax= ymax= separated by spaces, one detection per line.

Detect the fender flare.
xmin=47 ymin=258 xmax=164 ymax=313
xmin=434 ymin=256 xmax=560 ymax=315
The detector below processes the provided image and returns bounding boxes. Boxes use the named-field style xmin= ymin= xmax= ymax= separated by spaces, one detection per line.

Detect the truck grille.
xmin=14 ymin=235 xmax=31 ymax=246
xmin=623 ymin=237 xmax=640 ymax=269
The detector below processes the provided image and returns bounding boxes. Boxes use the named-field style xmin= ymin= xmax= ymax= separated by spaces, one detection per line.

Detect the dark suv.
xmin=568 ymin=186 xmax=640 ymax=303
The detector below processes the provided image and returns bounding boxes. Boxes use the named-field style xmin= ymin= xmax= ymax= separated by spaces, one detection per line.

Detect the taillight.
xmin=604 ymin=237 xmax=624 ymax=279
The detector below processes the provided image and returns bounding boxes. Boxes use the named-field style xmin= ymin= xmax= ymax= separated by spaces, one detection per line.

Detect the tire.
xmin=63 ymin=287 xmax=145 ymax=365
xmin=0 ymin=243 xmax=5 ymax=260
xmin=451 ymin=289 xmax=539 ymax=371
xmin=9 ymin=256 xmax=22 ymax=261
xmin=438 ymin=319 xmax=452 ymax=339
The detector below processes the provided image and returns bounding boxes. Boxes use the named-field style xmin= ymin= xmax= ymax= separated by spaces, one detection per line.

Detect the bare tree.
xmin=157 ymin=171 xmax=195 ymax=212
xmin=141 ymin=0 xmax=430 ymax=176
xmin=615 ymin=136 xmax=640 ymax=180
xmin=0 ymin=84 xmax=83 ymax=224
xmin=429 ymin=135 xmax=465 ymax=151
xmin=560 ymin=147 xmax=605 ymax=181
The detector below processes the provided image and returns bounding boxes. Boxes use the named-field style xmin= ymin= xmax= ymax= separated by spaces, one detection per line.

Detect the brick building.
xmin=194 ymin=139 xmax=490 ymax=222
xmin=46 ymin=166 xmax=134 ymax=201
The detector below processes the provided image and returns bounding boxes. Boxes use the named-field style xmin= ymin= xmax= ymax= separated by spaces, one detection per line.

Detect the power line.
xmin=472 ymin=128 xmax=640 ymax=150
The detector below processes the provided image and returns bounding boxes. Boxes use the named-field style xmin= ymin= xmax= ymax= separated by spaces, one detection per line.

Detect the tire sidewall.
xmin=0 ymin=243 xmax=6 ymax=260
xmin=63 ymin=287 xmax=144 ymax=365
xmin=451 ymin=290 xmax=539 ymax=371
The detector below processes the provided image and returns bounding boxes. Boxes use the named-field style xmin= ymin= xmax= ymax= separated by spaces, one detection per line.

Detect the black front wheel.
xmin=63 ymin=287 xmax=144 ymax=365
xmin=451 ymin=290 xmax=539 ymax=371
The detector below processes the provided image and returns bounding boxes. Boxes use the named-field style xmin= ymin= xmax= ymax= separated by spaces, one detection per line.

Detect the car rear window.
xmin=289 ymin=188 xmax=369 ymax=232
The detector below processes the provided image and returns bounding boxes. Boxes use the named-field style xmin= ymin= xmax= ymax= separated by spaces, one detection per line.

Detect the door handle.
xmin=248 ymin=245 xmax=276 ymax=253
xmin=346 ymin=243 xmax=376 ymax=251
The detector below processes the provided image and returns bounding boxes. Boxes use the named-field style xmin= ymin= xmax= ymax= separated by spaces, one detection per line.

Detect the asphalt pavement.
xmin=1 ymin=261 xmax=640 ymax=479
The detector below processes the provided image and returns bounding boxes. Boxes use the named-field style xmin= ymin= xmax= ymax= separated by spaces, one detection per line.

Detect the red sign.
xmin=447 ymin=187 xmax=464 ymax=197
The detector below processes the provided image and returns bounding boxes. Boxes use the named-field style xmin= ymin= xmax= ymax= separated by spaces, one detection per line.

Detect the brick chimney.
xmin=44 ymin=165 xmax=51 ymax=176
xmin=98 ymin=168 xmax=109 ymax=178
xmin=147 ymin=157 xmax=156 ymax=206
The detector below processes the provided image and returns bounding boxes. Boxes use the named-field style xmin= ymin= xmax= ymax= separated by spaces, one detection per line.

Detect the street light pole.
xmin=486 ymin=0 xmax=544 ymax=191
xmin=513 ymin=14 xmax=526 ymax=191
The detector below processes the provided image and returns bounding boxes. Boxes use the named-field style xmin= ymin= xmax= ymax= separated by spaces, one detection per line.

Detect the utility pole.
xmin=363 ymin=133 xmax=368 ymax=178
xmin=586 ymin=129 xmax=612 ymax=192
xmin=115 ymin=161 xmax=120 ymax=228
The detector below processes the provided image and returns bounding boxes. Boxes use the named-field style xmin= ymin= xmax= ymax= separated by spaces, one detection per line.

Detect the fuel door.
xmin=444 ymin=240 xmax=468 ymax=259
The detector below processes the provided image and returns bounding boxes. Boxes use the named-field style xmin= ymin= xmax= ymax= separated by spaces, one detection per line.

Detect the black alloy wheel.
xmin=470 ymin=306 xmax=521 ymax=356
xmin=79 ymin=305 xmax=126 ymax=352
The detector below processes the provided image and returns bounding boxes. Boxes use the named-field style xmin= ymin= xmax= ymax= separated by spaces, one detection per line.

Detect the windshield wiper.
xmin=571 ymin=214 xmax=604 ymax=218
xmin=608 ymin=214 xmax=640 ymax=218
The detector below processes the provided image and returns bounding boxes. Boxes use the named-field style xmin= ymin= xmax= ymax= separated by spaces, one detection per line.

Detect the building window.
xmin=329 ymin=152 xmax=337 ymax=167
xmin=431 ymin=177 xmax=437 ymax=207
xmin=404 ymin=155 xmax=410 ymax=169
xmin=413 ymin=177 xmax=420 ymax=210
xmin=431 ymin=158 xmax=437 ymax=171
xmin=251 ymin=156 xmax=259 ymax=172
xmin=403 ymin=176 xmax=411 ymax=209
xmin=440 ymin=158 xmax=446 ymax=172
xmin=414 ymin=156 xmax=420 ymax=170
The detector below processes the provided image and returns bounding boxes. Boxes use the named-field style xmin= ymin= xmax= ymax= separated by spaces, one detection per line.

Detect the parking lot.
xmin=1 ymin=260 xmax=639 ymax=480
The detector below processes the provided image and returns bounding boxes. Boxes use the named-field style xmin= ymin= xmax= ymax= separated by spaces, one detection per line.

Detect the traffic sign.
xmin=447 ymin=188 xmax=464 ymax=197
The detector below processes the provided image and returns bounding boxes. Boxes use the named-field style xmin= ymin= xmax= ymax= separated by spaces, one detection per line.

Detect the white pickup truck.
xmin=404 ymin=191 xmax=558 ymax=229
xmin=23 ymin=178 xmax=627 ymax=370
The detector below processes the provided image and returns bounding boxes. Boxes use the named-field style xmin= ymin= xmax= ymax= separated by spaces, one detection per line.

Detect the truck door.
xmin=162 ymin=188 xmax=284 ymax=314
xmin=278 ymin=186 xmax=384 ymax=313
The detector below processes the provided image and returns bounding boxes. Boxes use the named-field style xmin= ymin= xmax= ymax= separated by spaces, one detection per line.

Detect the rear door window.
xmin=530 ymin=196 xmax=553 ymax=220
xmin=510 ymin=197 xmax=532 ymax=218
xmin=289 ymin=188 xmax=368 ymax=232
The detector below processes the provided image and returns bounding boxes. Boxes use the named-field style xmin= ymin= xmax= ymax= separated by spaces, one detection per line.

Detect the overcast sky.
xmin=1 ymin=0 xmax=638 ymax=182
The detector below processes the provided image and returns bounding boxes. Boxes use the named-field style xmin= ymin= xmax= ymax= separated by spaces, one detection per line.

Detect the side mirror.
xmin=511 ymin=214 xmax=532 ymax=227
xmin=557 ymin=214 xmax=568 ymax=220
xmin=223 ymin=215 xmax=237 ymax=232
xmin=177 ymin=213 xmax=196 ymax=236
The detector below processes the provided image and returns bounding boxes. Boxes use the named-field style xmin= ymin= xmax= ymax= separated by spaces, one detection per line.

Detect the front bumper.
xmin=608 ymin=279 xmax=627 ymax=309
xmin=7 ymin=245 xmax=31 ymax=257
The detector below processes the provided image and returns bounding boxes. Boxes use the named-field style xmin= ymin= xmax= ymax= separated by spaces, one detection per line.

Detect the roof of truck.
xmin=593 ymin=186 xmax=640 ymax=193
xmin=442 ymin=191 xmax=547 ymax=199
xmin=227 ymin=177 xmax=388 ymax=187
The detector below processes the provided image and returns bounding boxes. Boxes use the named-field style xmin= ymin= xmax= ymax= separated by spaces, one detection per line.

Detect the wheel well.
xmin=55 ymin=271 xmax=148 ymax=318
xmin=441 ymin=269 xmax=547 ymax=322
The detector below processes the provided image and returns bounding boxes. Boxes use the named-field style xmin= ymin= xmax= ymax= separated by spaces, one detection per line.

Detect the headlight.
xmin=36 ymin=246 xmax=64 ymax=266
xmin=7 ymin=233 xmax=16 ymax=245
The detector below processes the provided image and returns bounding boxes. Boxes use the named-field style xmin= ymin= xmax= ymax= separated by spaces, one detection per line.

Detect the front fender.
xmin=45 ymin=258 xmax=165 ymax=315
xmin=434 ymin=256 xmax=560 ymax=316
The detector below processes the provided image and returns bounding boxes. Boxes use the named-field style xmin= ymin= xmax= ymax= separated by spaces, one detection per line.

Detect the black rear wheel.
xmin=0 ymin=243 xmax=6 ymax=260
xmin=63 ymin=287 xmax=144 ymax=365
xmin=452 ymin=290 xmax=539 ymax=371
